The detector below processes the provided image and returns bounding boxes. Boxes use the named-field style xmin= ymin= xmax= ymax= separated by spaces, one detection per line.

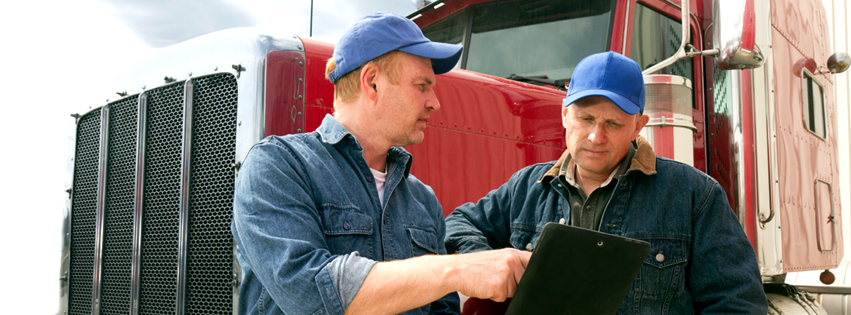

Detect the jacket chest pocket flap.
xmin=639 ymin=238 xmax=688 ymax=300
xmin=407 ymin=226 xmax=439 ymax=256
xmin=320 ymin=204 xmax=373 ymax=235
xmin=320 ymin=204 xmax=374 ymax=257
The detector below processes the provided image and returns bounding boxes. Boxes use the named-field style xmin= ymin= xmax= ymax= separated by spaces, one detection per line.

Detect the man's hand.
xmin=447 ymin=248 xmax=532 ymax=302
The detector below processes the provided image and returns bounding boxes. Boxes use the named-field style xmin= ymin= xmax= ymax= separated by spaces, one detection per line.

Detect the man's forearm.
xmin=344 ymin=255 xmax=456 ymax=315
xmin=344 ymin=249 xmax=530 ymax=315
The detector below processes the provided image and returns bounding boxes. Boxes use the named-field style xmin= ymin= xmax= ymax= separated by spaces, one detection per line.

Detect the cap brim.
xmin=563 ymin=90 xmax=641 ymax=115
xmin=398 ymin=41 xmax=463 ymax=75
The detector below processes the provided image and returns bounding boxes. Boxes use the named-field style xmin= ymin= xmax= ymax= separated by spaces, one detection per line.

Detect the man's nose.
xmin=426 ymin=89 xmax=440 ymax=111
xmin=588 ymin=123 xmax=607 ymax=143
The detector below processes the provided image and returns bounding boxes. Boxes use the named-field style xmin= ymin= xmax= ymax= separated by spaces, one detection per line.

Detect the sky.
xmin=0 ymin=1 xmax=423 ymax=314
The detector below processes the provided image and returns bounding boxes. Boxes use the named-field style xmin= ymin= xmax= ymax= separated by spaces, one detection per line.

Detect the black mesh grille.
xmin=101 ymin=97 xmax=139 ymax=314
xmin=186 ymin=74 xmax=238 ymax=314
xmin=69 ymin=110 xmax=101 ymax=315
xmin=139 ymin=83 xmax=185 ymax=315
xmin=69 ymin=74 xmax=238 ymax=315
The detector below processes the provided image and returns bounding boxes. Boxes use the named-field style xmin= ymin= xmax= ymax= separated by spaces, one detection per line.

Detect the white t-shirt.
xmin=370 ymin=168 xmax=387 ymax=205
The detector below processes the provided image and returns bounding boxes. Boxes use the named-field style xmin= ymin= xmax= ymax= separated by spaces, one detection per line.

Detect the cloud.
xmin=96 ymin=0 xmax=423 ymax=48
xmin=98 ymin=0 xmax=258 ymax=48
xmin=299 ymin=0 xmax=421 ymax=43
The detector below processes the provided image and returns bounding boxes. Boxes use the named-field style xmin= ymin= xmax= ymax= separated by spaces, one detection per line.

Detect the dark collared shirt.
xmin=558 ymin=144 xmax=636 ymax=230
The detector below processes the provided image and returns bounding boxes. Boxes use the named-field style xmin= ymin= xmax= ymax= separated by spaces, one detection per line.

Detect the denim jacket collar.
xmin=317 ymin=114 xmax=356 ymax=146
xmin=539 ymin=135 xmax=657 ymax=185
xmin=316 ymin=114 xmax=413 ymax=178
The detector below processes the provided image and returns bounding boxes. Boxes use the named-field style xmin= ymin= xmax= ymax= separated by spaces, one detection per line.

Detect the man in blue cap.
xmin=445 ymin=51 xmax=768 ymax=313
xmin=232 ymin=12 xmax=531 ymax=315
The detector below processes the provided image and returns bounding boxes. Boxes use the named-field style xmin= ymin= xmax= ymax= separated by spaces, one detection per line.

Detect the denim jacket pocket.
xmin=406 ymin=226 xmax=439 ymax=256
xmin=319 ymin=204 xmax=374 ymax=258
xmin=637 ymin=238 xmax=688 ymax=302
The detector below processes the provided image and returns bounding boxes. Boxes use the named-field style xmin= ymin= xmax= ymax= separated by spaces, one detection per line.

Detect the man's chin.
xmin=398 ymin=134 xmax=425 ymax=147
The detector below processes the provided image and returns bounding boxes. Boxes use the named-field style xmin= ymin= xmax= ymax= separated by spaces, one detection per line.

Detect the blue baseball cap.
xmin=328 ymin=12 xmax=463 ymax=83
xmin=563 ymin=51 xmax=645 ymax=114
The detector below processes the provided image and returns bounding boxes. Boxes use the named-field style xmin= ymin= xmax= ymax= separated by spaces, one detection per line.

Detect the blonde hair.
xmin=325 ymin=51 xmax=402 ymax=105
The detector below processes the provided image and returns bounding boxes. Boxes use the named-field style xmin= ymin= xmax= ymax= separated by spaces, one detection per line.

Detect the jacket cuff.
xmin=446 ymin=236 xmax=492 ymax=254
xmin=315 ymin=252 xmax=378 ymax=315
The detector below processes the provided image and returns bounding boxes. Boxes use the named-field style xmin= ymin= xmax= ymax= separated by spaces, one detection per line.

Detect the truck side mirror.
xmin=827 ymin=52 xmax=850 ymax=74
xmin=712 ymin=0 xmax=764 ymax=69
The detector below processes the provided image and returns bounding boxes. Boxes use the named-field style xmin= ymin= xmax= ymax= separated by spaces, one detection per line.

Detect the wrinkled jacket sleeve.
xmin=444 ymin=170 xmax=521 ymax=254
xmin=232 ymin=141 xmax=376 ymax=315
xmin=690 ymin=181 xmax=768 ymax=314
xmin=430 ymin=205 xmax=461 ymax=314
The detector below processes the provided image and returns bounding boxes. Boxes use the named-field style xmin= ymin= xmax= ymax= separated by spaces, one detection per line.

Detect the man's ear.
xmin=561 ymin=106 xmax=569 ymax=128
xmin=632 ymin=114 xmax=650 ymax=140
xmin=361 ymin=63 xmax=379 ymax=101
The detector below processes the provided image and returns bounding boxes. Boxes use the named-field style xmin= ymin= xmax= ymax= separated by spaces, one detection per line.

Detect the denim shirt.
xmin=232 ymin=115 xmax=459 ymax=315
xmin=445 ymin=137 xmax=767 ymax=314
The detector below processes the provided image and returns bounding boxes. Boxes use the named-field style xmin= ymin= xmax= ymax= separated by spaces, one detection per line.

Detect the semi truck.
xmin=59 ymin=0 xmax=851 ymax=313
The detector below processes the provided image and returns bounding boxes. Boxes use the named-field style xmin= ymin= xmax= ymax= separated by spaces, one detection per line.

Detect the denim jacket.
xmin=232 ymin=115 xmax=459 ymax=315
xmin=445 ymin=137 xmax=767 ymax=314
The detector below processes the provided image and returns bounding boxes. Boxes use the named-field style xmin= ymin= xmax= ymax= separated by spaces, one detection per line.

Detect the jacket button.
xmin=526 ymin=243 xmax=532 ymax=251
xmin=366 ymin=176 xmax=373 ymax=183
xmin=558 ymin=218 xmax=566 ymax=224
xmin=656 ymin=253 xmax=665 ymax=262
xmin=343 ymin=222 xmax=351 ymax=230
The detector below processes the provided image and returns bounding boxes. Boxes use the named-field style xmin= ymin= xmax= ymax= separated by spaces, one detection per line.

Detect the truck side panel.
xmin=771 ymin=0 xmax=843 ymax=272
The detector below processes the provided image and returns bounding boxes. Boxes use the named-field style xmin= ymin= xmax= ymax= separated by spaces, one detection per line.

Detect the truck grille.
xmin=139 ymin=82 xmax=184 ymax=314
xmin=69 ymin=110 xmax=101 ymax=315
xmin=185 ymin=74 xmax=238 ymax=314
xmin=68 ymin=73 xmax=238 ymax=315
xmin=101 ymin=97 xmax=139 ymax=315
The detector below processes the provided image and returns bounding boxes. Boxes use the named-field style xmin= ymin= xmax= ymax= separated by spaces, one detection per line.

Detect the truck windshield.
xmin=422 ymin=0 xmax=615 ymax=82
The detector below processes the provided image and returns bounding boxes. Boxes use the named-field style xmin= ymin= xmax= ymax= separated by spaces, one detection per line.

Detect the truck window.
xmin=630 ymin=3 xmax=694 ymax=92
xmin=419 ymin=9 xmax=467 ymax=69
xmin=802 ymin=69 xmax=827 ymax=139
xmin=420 ymin=9 xmax=466 ymax=46
xmin=422 ymin=0 xmax=615 ymax=81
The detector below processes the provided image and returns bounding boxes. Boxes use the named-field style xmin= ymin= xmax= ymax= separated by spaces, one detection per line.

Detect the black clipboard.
xmin=505 ymin=222 xmax=651 ymax=315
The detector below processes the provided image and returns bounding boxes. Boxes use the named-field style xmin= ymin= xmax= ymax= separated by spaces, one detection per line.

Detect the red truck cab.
xmin=60 ymin=0 xmax=849 ymax=314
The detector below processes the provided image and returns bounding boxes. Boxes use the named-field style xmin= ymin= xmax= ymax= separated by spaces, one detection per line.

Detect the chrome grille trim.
xmin=130 ymin=93 xmax=148 ymax=315
xmin=92 ymin=105 xmax=111 ymax=315
xmin=176 ymin=79 xmax=194 ymax=315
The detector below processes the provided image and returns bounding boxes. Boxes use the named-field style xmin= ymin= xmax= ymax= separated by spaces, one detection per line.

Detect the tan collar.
xmin=539 ymin=135 xmax=657 ymax=184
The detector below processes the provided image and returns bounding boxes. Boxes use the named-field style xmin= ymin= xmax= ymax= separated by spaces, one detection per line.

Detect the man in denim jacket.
xmin=232 ymin=12 xmax=531 ymax=315
xmin=445 ymin=52 xmax=768 ymax=314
